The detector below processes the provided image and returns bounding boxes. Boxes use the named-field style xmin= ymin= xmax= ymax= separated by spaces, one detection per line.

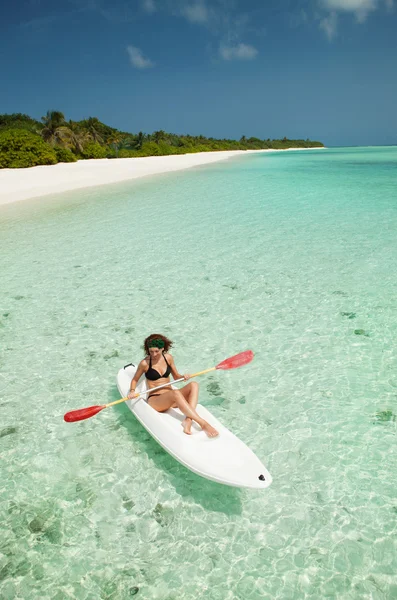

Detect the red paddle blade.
xmin=64 ymin=405 xmax=105 ymax=423
xmin=216 ymin=350 xmax=254 ymax=370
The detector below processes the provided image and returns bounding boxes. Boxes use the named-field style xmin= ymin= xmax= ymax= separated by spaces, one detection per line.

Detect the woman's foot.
xmin=201 ymin=421 xmax=219 ymax=438
xmin=182 ymin=417 xmax=192 ymax=435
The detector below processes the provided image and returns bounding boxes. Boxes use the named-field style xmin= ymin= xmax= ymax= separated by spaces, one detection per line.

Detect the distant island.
xmin=0 ymin=111 xmax=324 ymax=169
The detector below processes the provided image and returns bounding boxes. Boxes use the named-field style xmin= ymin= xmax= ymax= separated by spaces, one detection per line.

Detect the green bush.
xmin=156 ymin=141 xmax=177 ymax=155
xmin=140 ymin=141 xmax=161 ymax=156
xmin=117 ymin=149 xmax=142 ymax=158
xmin=80 ymin=142 xmax=108 ymax=159
xmin=0 ymin=129 xmax=57 ymax=168
xmin=185 ymin=144 xmax=212 ymax=153
xmin=105 ymin=147 xmax=117 ymax=158
xmin=0 ymin=113 xmax=42 ymax=134
xmin=54 ymin=146 xmax=77 ymax=163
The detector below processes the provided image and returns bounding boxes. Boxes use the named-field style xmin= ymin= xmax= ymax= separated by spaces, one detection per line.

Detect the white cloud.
xmin=320 ymin=12 xmax=338 ymax=38
xmin=321 ymin=0 xmax=377 ymax=21
xmin=319 ymin=0 xmax=393 ymax=37
xmin=127 ymin=46 xmax=154 ymax=69
xmin=181 ymin=2 xmax=209 ymax=24
xmin=143 ymin=0 xmax=156 ymax=13
xmin=219 ymin=43 xmax=258 ymax=61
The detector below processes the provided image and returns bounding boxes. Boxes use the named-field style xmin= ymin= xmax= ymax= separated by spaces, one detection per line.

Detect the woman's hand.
xmin=127 ymin=390 xmax=138 ymax=400
xmin=183 ymin=374 xmax=191 ymax=381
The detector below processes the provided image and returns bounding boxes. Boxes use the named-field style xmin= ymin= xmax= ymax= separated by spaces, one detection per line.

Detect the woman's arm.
xmin=127 ymin=360 xmax=146 ymax=398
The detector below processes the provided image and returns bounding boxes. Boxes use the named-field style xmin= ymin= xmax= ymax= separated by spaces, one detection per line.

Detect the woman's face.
xmin=148 ymin=347 xmax=162 ymax=358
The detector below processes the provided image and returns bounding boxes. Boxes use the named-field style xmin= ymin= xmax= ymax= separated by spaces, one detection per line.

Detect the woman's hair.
xmin=143 ymin=333 xmax=173 ymax=355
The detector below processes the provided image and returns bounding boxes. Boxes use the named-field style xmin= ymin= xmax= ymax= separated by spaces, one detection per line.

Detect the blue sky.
xmin=1 ymin=0 xmax=396 ymax=146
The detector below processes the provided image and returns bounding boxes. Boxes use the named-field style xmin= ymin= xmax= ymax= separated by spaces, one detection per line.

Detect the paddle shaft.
xmin=105 ymin=366 xmax=216 ymax=409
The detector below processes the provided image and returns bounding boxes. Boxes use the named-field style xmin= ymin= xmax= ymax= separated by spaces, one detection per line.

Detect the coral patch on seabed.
xmin=354 ymin=329 xmax=370 ymax=337
xmin=0 ymin=426 xmax=18 ymax=439
xmin=374 ymin=409 xmax=396 ymax=424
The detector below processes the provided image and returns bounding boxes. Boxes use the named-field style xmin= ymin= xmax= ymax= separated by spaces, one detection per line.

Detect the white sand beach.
xmin=0 ymin=148 xmax=323 ymax=206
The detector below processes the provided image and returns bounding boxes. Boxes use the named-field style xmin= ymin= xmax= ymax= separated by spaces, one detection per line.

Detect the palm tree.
xmin=41 ymin=111 xmax=72 ymax=146
xmin=41 ymin=111 xmax=86 ymax=153
xmin=153 ymin=130 xmax=166 ymax=144
xmin=108 ymin=134 xmax=123 ymax=157
xmin=85 ymin=117 xmax=104 ymax=144
xmin=135 ymin=131 xmax=144 ymax=150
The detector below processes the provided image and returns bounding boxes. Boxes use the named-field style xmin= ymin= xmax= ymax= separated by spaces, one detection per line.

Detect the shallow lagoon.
xmin=1 ymin=147 xmax=396 ymax=599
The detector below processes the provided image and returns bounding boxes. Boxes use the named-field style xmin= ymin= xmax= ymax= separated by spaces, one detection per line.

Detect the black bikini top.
xmin=145 ymin=353 xmax=172 ymax=381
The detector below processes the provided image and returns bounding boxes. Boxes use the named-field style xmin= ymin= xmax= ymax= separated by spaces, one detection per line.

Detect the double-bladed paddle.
xmin=63 ymin=350 xmax=254 ymax=423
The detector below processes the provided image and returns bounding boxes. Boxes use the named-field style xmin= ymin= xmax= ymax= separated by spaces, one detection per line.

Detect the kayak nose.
xmin=258 ymin=474 xmax=266 ymax=481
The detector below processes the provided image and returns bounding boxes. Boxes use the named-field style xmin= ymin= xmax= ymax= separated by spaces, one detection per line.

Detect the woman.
xmin=127 ymin=334 xmax=218 ymax=437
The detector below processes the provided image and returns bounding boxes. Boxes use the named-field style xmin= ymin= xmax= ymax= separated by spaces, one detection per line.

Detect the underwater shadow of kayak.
xmin=110 ymin=394 xmax=243 ymax=516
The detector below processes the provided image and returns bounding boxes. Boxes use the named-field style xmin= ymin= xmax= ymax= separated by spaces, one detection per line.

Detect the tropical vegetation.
xmin=0 ymin=111 xmax=324 ymax=169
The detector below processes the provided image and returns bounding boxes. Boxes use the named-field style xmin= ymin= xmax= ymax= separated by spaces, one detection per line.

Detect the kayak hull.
xmin=117 ymin=363 xmax=272 ymax=489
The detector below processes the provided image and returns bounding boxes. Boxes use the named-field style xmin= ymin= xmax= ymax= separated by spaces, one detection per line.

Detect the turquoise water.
xmin=1 ymin=147 xmax=396 ymax=600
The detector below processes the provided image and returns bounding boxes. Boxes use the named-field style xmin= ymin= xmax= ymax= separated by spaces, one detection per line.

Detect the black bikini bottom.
xmin=147 ymin=388 xmax=173 ymax=403
xmin=147 ymin=393 xmax=160 ymax=403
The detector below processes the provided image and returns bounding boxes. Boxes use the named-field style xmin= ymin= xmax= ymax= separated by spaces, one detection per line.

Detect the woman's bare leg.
xmin=148 ymin=388 xmax=218 ymax=437
xmin=179 ymin=382 xmax=199 ymax=434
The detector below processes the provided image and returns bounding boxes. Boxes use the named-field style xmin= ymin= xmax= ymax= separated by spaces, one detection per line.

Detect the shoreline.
xmin=0 ymin=148 xmax=324 ymax=206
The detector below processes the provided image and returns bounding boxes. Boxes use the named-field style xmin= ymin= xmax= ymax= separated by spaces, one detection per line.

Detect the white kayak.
xmin=117 ymin=363 xmax=272 ymax=489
